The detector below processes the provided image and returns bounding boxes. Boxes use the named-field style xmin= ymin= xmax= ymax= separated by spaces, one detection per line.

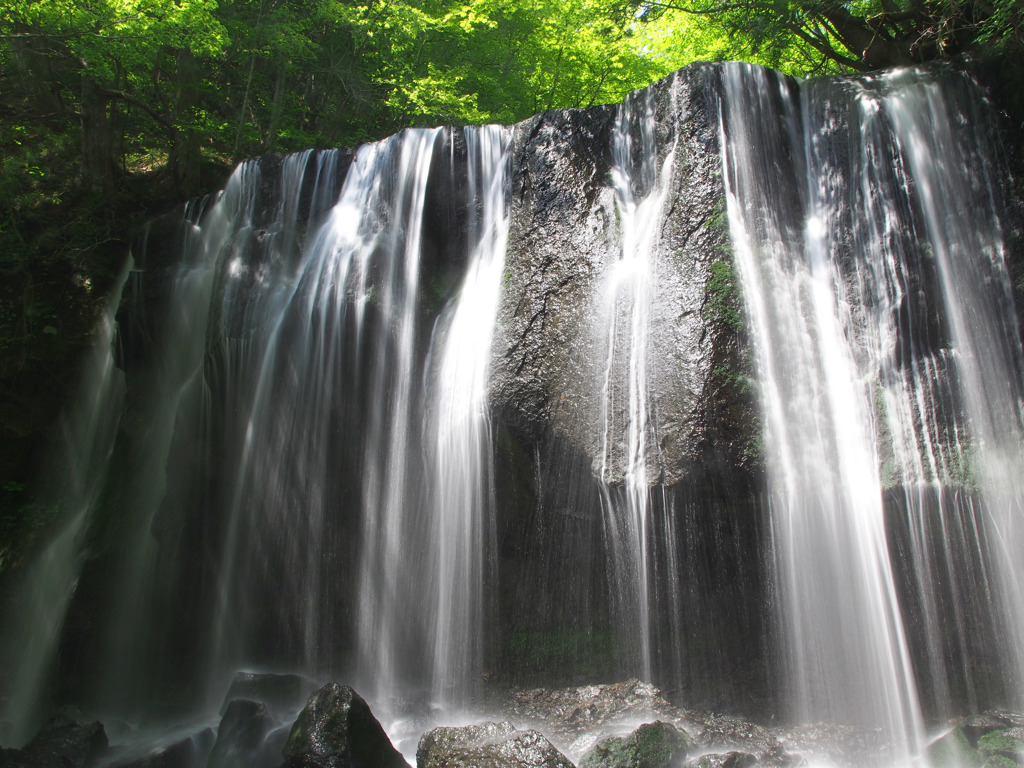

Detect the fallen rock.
xmin=579 ymin=721 xmax=690 ymax=768
xmin=507 ymin=680 xmax=687 ymax=734
xmin=695 ymin=715 xmax=800 ymax=768
xmin=220 ymin=672 xmax=316 ymax=719
xmin=108 ymin=728 xmax=215 ymax=768
xmin=685 ymin=753 xmax=759 ymax=768
xmin=978 ymin=727 xmax=1024 ymax=762
xmin=416 ymin=721 xmax=574 ymax=768
xmin=981 ymin=757 xmax=1017 ymax=768
xmin=281 ymin=683 xmax=409 ymax=768
xmin=208 ymin=700 xmax=275 ymax=768
xmin=927 ymin=712 xmax=1024 ymax=768
xmin=0 ymin=715 xmax=107 ymax=768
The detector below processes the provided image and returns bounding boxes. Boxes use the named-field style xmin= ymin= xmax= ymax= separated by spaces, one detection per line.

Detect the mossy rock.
xmin=981 ymin=756 xmax=1018 ymax=768
xmin=579 ymin=721 xmax=690 ymax=768
xmin=927 ymin=726 xmax=981 ymax=768
xmin=978 ymin=728 xmax=1024 ymax=761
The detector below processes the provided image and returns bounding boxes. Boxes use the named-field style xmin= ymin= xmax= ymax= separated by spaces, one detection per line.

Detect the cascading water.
xmin=598 ymin=84 xmax=679 ymax=681
xmin=1 ymin=60 xmax=1022 ymax=768
xmin=422 ymin=125 xmax=511 ymax=707
xmin=0 ymin=264 xmax=128 ymax=746
xmin=719 ymin=60 xmax=1024 ymax=759
xmin=879 ymin=73 xmax=1024 ymax=708
xmin=719 ymin=63 xmax=924 ymax=757
xmin=50 ymin=125 xmax=510 ymax=726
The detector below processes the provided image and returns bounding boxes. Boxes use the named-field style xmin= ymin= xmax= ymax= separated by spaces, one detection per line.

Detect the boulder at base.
xmin=580 ymin=721 xmax=690 ymax=768
xmin=219 ymin=672 xmax=316 ymax=719
xmin=208 ymin=699 xmax=275 ymax=768
xmin=416 ymin=721 xmax=574 ymax=768
xmin=108 ymin=728 xmax=215 ymax=768
xmin=685 ymin=753 xmax=760 ymax=768
xmin=280 ymin=683 xmax=409 ymax=768
xmin=0 ymin=715 xmax=107 ymax=768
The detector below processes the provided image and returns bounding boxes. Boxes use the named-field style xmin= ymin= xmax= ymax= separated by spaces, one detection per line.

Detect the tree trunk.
xmin=822 ymin=7 xmax=916 ymax=69
xmin=263 ymin=64 xmax=287 ymax=154
xmin=171 ymin=48 xmax=202 ymax=199
xmin=79 ymin=75 xmax=115 ymax=195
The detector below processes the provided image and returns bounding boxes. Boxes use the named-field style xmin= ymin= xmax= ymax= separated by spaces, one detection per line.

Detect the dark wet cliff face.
xmin=492 ymin=64 xmax=757 ymax=489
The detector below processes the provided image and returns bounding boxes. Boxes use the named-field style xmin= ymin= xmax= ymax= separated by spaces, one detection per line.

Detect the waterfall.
xmin=0 ymin=61 xmax=1022 ymax=767
xmin=0 ymin=263 xmax=128 ymax=746
xmin=422 ymin=125 xmax=511 ymax=707
xmin=719 ymin=61 xmax=1024 ymax=756
xmin=879 ymin=71 xmax=1024 ymax=707
xmin=598 ymin=83 xmax=679 ymax=681
xmin=14 ymin=125 xmax=513 ymax=721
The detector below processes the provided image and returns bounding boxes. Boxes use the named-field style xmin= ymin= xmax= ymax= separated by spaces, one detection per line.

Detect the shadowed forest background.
xmin=0 ymin=0 xmax=1022 ymax=572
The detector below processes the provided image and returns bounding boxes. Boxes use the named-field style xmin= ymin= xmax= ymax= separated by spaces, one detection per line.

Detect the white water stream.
xmin=720 ymin=62 xmax=1024 ymax=761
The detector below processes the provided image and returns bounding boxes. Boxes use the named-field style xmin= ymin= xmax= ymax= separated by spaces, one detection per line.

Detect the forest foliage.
xmin=0 ymin=0 xmax=1022 ymax=566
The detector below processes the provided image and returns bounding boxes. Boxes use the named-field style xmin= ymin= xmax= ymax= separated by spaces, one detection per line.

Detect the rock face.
xmin=416 ymin=721 xmax=574 ymax=768
xmin=579 ymin=721 xmax=690 ymax=768
xmin=107 ymin=728 xmax=215 ymax=768
xmin=503 ymin=680 xmax=694 ymax=761
xmin=927 ymin=712 xmax=1024 ymax=768
xmin=219 ymin=672 xmax=316 ymax=719
xmin=208 ymin=700 xmax=275 ymax=768
xmin=0 ymin=716 xmax=107 ymax=768
xmin=281 ymin=683 xmax=410 ymax=768
xmin=685 ymin=754 xmax=759 ymax=768
xmin=0 ymin=717 xmax=108 ymax=768
xmin=493 ymin=63 xmax=754 ymax=486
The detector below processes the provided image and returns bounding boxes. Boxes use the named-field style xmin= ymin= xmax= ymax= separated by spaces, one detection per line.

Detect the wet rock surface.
xmin=0 ymin=715 xmax=107 ymax=768
xmin=219 ymin=672 xmax=316 ymax=719
xmin=495 ymin=681 xmax=893 ymax=767
xmin=503 ymin=679 xmax=693 ymax=759
xmin=107 ymin=728 xmax=215 ymax=768
xmin=416 ymin=721 xmax=574 ymax=768
xmin=7 ymin=682 xmax=1024 ymax=768
xmin=685 ymin=753 xmax=760 ymax=768
xmin=927 ymin=712 xmax=1024 ymax=768
xmin=579 ymin=720 xmax=690 ymax=768
xmin=281 ymin=683 xmax=410 ymax=768
xmin=694 ymin=715 xmax=798 ymax=768
xmin=493 ymin=63 xmax=756 ymax=486
xmin=208 ymin=699 xmax=276 ymax=768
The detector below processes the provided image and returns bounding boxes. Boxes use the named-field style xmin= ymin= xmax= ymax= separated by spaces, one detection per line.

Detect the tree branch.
xmin=93 ymin=84 xmax=176 ymax=136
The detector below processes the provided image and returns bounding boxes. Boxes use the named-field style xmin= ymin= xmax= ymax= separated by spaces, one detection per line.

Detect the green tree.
xmin=635 ymin=0 xmax=1024 ymax=73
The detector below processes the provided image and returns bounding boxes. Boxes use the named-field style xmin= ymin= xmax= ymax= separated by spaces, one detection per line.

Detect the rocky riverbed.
xmin=3 ymin=675 xmax=1022 ymax=768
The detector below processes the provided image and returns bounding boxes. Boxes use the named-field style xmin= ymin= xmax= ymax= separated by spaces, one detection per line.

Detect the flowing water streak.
xmin=808 ymin=71 xmax=1012 ymax=718
xmin=91 ymin=152 xmax=323 ymax=710
xmin=838 ymin=76 xmax=978 ymax=716
xmin=96 ymin=184 xmax=250 ymax=712
xmin=201 ymin=148 xmax=361 ymax=685
xmin=0 ymin=263 xmax=129 ymax=746
xmin=207 ymin=130 xmax=443 ymax=695
xmin=355 ymin=129 xmax=443 ymax=700
xmin=424 ymin=126 xmax=511 ymax=706
xmin=879 ymin=70 xmax=1024 ymax=703
xmin=719 ymin=63 xmax=923 ymax=757
xmin=598 ymin=85 xmax=678 ymax=679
